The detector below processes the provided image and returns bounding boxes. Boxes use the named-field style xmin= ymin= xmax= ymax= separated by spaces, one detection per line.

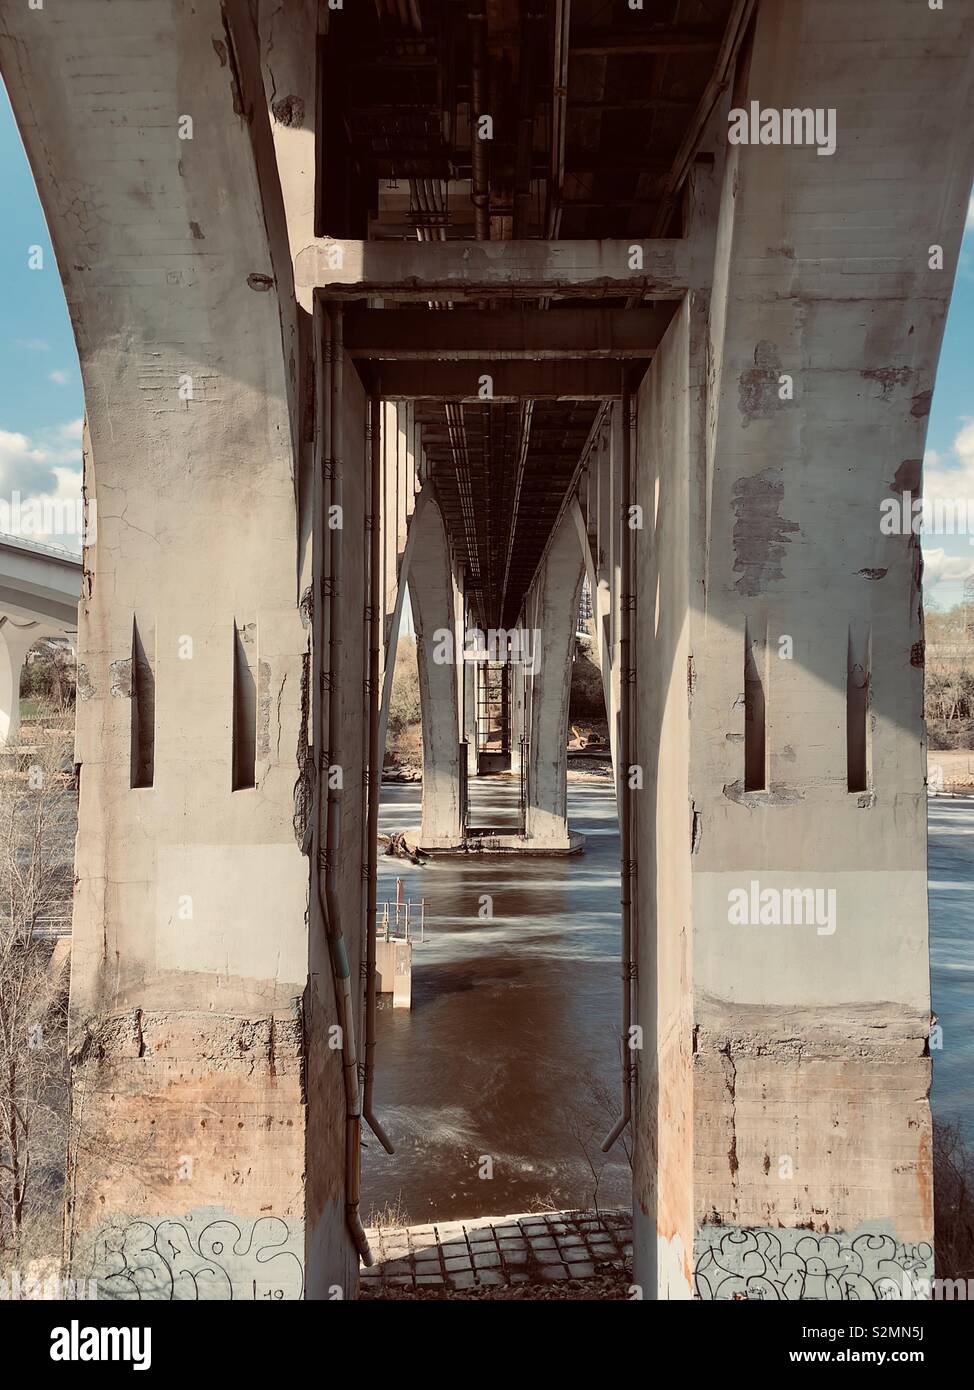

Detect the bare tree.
xmin=0 ymin=715 xmax=74 ymax=1266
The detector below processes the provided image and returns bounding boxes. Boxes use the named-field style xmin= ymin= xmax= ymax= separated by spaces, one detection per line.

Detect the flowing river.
xmin=362 ymin=779 xmax=973 ymax=1225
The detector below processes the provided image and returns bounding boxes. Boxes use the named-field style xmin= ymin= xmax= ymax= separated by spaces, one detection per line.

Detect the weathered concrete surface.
xmin=0 ymin=0 xmax=367 ymax=1299
xmin=294 ymin=237 xmax=701 ymax=302
xmin=522 ymin=509 xmax=584 ymax=849
xmin=375 ymin=938 xmax=412 ymax=1009
xmin=408 ymin=490 xmax=463 ymax=848
xmin=630 ymin=0 xmax=974 ymax=1299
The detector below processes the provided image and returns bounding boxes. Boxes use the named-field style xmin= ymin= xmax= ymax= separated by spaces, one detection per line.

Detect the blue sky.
xmin=0 ymin=80 xmax=971 ymax=601
xmin=0 ymin=83 xmax=84 ymax=542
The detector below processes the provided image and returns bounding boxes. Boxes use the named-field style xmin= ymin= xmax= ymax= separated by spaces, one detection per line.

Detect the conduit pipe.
xmin=313 ymin=300 xmax=372 ymax=1263
xmin=470 ymin=0 xmax=490 ymax=241
xmin=602 ymin=384 xmax=635 ymax=1153
xmin=363 ymin=393 xmax=394 ymax=1154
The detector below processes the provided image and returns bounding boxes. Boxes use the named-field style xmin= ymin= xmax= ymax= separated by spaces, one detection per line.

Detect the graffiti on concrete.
xmin=694 ymin=1227 xmax=933 ymax=1300
xmin=89 ymin=1213 xmax=304 ymax=1301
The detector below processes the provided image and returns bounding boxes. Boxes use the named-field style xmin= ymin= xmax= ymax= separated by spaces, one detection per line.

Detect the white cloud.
xmin=14 ymin=339 xmax=50 ymax=353
xmin=0 ymin=421 xmax=82 ymax=505
xmin=922 ymin=547 xmax=974 ymax=587
xmin=922 ymin=419 xmax=974 ymax=502
xmin=967 ymin=194 xmax=974 ymax=231
xmin=48 ymin=369 xmax=71 ymax=386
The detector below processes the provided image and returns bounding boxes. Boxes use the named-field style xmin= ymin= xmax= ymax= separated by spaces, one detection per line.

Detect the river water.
xmin=362 ymin=779 xmax=973 ymax=1226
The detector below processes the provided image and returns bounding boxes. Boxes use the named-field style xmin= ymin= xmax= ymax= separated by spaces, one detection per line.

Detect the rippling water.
xmin=362 ymin=775 xmax=630 ymax=1225
xmin=362 ymin=780 xmax=974 ymax=1225
xmin=928 ymin=795 xmax=974 ymax=1142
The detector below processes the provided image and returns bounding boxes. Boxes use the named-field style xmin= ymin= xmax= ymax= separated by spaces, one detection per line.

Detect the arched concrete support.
xmin=570 ymin=491 xmax=619 ymax=791
xmin=408 ymin=490 xmax=463 ymax=848
xmin=628 ymin=0 xmax=974 ymax=1300
xmin=522 ymin=508 xmax=584 ymax=850
xmin=0 ymin=0 xmax=366 ymax=1299
xmin=375 ymin=405 xmax=421 ymax=764
xmin=0 ymin=619 xmax=44 ymax=744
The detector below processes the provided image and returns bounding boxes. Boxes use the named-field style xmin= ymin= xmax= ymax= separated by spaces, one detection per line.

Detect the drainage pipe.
xmin=602 ymin=384 xmax=635 ymax=1153
xmin=314 ymin=300 xmax=371 ymax=1263
xmin=470 ymin=0 xmax=490 ymax=241
xmin=363 ymin=393 xmax=394 ymax=1154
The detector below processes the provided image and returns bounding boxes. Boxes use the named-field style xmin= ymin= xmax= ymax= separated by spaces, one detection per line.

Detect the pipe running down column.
xmin=364 ymin=394 xmax=394 ymax=1155
xmin=603 ymin=385 xmax=636 ymax=1154
xmin=470 ymin=0 xmax=490 ymax=242
xmin=313 ymin=300 xmax=371 ymax=1264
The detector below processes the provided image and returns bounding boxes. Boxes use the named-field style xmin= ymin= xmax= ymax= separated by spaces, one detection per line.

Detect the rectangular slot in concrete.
xmin=129 ymin=616 xmax=154 ymax=789
xmin=232 ymin=620 xmax=257 ymax=791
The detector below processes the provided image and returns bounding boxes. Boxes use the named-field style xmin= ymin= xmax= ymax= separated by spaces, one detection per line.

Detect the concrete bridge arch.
xmin=1 ymin=0 xmax=972 ymax=1300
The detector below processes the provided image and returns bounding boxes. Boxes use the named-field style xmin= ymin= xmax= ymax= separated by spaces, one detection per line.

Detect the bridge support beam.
xmin=0 ymin=620 xmax=43 ymax=744
xmin=629 ymin=0 xmax=974 ymax=1302
xmin=1 ymin=0 xmax=370 ymax=1300
xmin=522 ymin=509 xmax=584 ymax=850
xmin=410 ymin=493 xmax=464 ymax=849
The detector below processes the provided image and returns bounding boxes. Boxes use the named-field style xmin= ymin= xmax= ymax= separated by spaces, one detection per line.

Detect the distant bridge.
xmin=0 ymin=533 xmax=82 ymax=742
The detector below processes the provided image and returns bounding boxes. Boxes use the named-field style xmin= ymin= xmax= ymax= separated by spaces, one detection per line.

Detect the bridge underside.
xmin=2 ymin=0 xmax=972 ymax=1300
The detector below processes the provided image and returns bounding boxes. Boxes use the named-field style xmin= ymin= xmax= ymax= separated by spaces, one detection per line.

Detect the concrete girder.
xmin=367 ymin=361 xmax=629 ymax=401
xmin=294 ymin=238 xmax=700 ymax=303
xmin=0 ymin=535 xmax=82 ymax=631
xmin=343 ymin=306 xmax=679 ymax=360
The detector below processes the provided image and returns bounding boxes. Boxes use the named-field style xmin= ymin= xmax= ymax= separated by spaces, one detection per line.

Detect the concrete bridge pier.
xmin=521 ymin=509 xmax=585 ymax=851
xmin=409 ymin=493 xmax=465 ymax=850
xmin=0 ymin=619 xmax=44 ymax=744
xmin=629 ymin=0 xmax=974 ymax=1300
xmin=0 ymin=0 xmax=372 ymax=1300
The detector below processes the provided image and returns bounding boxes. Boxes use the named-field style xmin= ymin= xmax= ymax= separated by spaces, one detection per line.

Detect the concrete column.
xmin=629 ymin=0 xmax=974 ymax=1300
xmin=463 ymin=658 xmax=480 ymax=777
xmin=523 ymin=509 xmax=584 ymax=849
xmin=0 ymin=0 xmax=368 ymax=1299
xmin=0 ymin=620 xmax=41 ymax=744
xmin=409 ymin=492 xmax=463 ymax=848
xmin=509 ymin=658 xmax=526 ymax=776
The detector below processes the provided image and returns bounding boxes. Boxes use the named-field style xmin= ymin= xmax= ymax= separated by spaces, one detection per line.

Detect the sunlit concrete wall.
xmin=0 ymin=0 xmax=368 ymax=1299
xmin=633 ymin=0 xmax=974 ymax=1300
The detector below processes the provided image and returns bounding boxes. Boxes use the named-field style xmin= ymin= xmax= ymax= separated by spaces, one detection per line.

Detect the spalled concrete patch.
xmin=738 ymin=340 xmax=784 ymax=426
xmin=730 ymin=469 xmax=799 ymax=597
xmin=861 ymin=366 xmax=911 ymax=401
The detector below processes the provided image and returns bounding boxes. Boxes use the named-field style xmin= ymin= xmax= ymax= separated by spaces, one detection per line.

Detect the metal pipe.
xmin=313 ymin=301 xmax=372 ymax=1263
xmin=546 ymin=0 xmax=571 ymax=240
xmin=603 ymin=384 xmax=635 ymax=1153
xmin=363 ymin=395 xmax=394 ymax=1152
xmin=470 ymin=1 xmax=490 ymax=241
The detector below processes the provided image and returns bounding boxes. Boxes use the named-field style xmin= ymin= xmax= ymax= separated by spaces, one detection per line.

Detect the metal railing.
xmin=379 ymin=882 xmax=426 ymax=944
